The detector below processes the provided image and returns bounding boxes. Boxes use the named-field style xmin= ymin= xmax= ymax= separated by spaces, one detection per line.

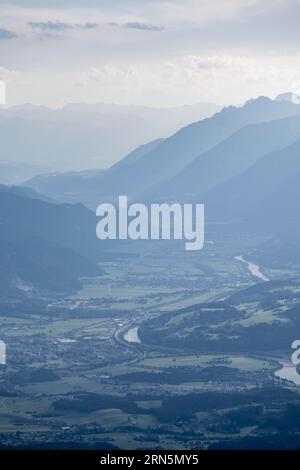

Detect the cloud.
xmin=28 ymin=21 xmax=98 ymax=32
xmin=28 ymin=21 xmax=72 ymax=32
xmin=192 ymin=0 xmax=300 ymax=51
xmin=0 ymin=66 xmax=21 ymax=81
xmin=1 ymin=0 xmax=300 ymax=107
xmin=185 ymin=55 xmax=252 ymax=71
xmin=123 ymin=22 xmax=164 ymax=32
xmin=0 ymin=28 xmax=17 ymax=39
xmin=110 ymin=21 xmax=164 ymax=32
xmin=77 ymin=22 xmax=98 ymax=29
xmin=74 ymin=54 xmax=300 ymax=108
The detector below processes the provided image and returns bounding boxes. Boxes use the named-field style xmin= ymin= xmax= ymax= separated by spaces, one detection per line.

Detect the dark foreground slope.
xmin=0 ymin=186 xmax=103 ymax=299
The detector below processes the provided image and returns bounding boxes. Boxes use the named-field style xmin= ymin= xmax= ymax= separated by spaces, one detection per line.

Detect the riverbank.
xmin=123 ymin=326 xmax=141 ymax=344
xmin=235 ymin=255 xmax=270 ymax=282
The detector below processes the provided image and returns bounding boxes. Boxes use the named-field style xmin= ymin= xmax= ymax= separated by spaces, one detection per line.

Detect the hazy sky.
xmin=0 ymin=0 xmax=300 ymax=107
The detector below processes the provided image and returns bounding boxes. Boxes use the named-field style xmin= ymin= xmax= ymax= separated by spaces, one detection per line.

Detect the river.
xmin=235 ymin=255 xmax=270 ymax=282
xmin=275 ymin=361 xmax=300 ymax=386
xmin=123 ymin=326 xmax=300 ymax=385
xmin=123 ymin=326 xmax=141 ymax=344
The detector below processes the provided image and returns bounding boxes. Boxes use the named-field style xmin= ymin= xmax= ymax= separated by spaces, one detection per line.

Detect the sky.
xmin=0 ymin=0 xmax=300 ymax=107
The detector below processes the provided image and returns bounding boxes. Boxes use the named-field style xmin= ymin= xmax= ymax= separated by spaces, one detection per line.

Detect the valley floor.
xmin=1 ymin=235 xmax=300 ymax=450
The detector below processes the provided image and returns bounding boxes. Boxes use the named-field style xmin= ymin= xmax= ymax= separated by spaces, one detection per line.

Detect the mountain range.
xmin=204 ymin=136 xmax=300 ymax=221
xmin=0 ymin=101 xmax=220 ymax=178
xmin=25 ymin=95 xmax=300 ymax=209
xmin=0 ymin=186 xmax=103 ymax=299
xmin=26 ymin=138 xmax=163 ymax=206
xmin=151 ymin=113 xmax=300 ymax=201
xmin=5 ymin=92 xmax=300 ymax=298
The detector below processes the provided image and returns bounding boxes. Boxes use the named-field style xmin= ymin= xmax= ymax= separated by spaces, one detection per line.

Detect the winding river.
xmin=122 ymin=327 xmax=300 ymax=386
xmin=275 ymin=361 xmax=300 ymax=386
xmin=235 ymin=255 xmax=270 ymax=282
xmin=123 ymin=326 xmax=141 ymax=344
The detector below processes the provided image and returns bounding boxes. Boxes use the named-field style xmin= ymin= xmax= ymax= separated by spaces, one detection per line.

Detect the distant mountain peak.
xmin=275 ymin=92 xmax=300 ymax=104
xmin=244 ymin=96 xmax=272 ymax=106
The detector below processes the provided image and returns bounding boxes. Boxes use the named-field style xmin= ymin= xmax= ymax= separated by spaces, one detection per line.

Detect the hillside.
xmin=0 ymin=187 xmax=103 ymax=299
